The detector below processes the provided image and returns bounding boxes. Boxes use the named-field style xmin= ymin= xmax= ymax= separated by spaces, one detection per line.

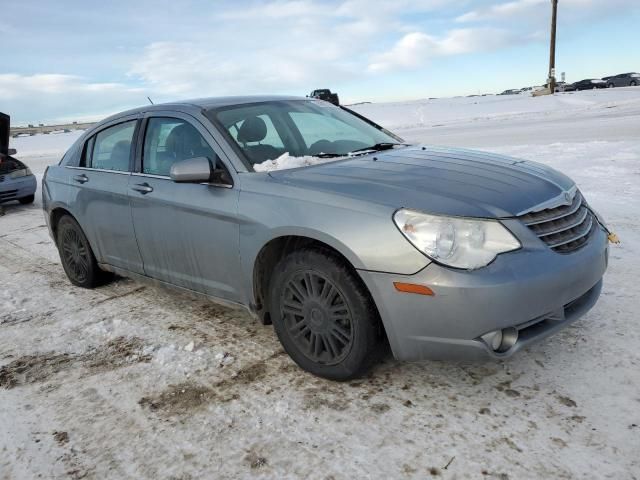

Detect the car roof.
xmin=103 ymin=95 xmax=306 ymax=121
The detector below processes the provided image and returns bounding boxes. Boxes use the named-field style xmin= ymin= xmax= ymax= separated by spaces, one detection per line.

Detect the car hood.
xmin=268 ymin=145 xmax=575 ymax=218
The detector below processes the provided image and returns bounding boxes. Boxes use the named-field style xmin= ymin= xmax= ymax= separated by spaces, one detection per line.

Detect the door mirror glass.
xmin=7 ymin=148 xmax=17 ymax=156
xmin=170 ymin=157 xmax=213 ymax=183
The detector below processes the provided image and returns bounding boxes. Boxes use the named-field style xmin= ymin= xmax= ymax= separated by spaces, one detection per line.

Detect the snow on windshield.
xmin=253 ymin=152 xmax=348 ymax=172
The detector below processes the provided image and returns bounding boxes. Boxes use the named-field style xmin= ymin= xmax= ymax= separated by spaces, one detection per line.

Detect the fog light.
xmin=481 ymin=330 xmax=503 ymax=351
xmin=482 ymin=327 xmax=518 ymax=353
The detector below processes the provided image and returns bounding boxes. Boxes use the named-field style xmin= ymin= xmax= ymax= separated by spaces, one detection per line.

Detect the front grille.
xmin=519 ymin=191 xmax=597 ymax=254
xmin=0 ymin=175 xmax=5 ymax=182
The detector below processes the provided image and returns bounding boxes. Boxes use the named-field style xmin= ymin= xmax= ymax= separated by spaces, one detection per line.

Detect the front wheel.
xmin=269 ymin=249 xmax=382 ymax=380
xmin=631 ymin=81 xmax=638 ymax=87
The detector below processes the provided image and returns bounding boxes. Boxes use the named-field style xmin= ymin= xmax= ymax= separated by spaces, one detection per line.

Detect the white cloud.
xmin=457 ymin=0 xmax=639 ymax=23
xmin=456 ymin=0 xmax=545 ymax=22
xmin=219 ymin=0 xmax=329 ymax=20
xmin=3 ymin=0 xmax=637 ymax=123
xmin=0 ymin=74 xmax=144 ymax=124
xmin=368 ymin=28 xmax=515 ymax=72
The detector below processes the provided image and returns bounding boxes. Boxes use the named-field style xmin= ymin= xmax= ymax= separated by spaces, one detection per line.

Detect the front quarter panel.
xmin=237 ymin=173 xmax=430 ymax=304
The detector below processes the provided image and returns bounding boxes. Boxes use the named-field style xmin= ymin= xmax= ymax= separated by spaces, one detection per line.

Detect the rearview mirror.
xmin=170 ymin=157 xmax=213 ymax=183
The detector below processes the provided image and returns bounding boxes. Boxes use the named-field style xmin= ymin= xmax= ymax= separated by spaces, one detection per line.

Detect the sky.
xmin=1 ymin=0 xmax=639 ymax=125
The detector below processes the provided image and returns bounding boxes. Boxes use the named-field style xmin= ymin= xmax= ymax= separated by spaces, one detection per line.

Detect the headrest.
xmin=165 ymin=124 xmax=202 ymax=160
xmin=237 ymin=116 xmax=267 ymax=143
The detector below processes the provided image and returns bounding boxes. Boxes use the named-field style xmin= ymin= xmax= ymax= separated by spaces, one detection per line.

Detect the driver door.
xmin=128 ymin=112 xmax=243 ymax=302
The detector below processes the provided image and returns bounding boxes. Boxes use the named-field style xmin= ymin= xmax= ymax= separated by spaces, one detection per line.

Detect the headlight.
xmin=9 ymin=168 xmax=31 ymax=179
xmin=393 ymin=209 xmax=521 ymax=270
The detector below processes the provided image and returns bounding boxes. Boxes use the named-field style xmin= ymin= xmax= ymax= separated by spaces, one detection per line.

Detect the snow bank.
xmin=10 ymin=130 xmax=83 ymax=159
xmin=253 ymin=152 xmax=347 ymax=172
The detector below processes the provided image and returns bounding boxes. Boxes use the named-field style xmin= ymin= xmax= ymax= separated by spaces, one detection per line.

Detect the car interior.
xmin=212 ymin=102 xmax=379 ymax=167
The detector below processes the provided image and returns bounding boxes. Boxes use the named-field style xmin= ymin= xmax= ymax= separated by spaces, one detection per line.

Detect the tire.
xmin=18 ymin=194 xmax=35 ymax=204
xmin=631 ymin=81 xmax=638 ymax=87
xmin=607 ymin=83 xmax=614 ymax=88
xmin=56 ymin=215 xmax=108 ymax=288
xmin=269 ymin=248 xmax=381 ymax=381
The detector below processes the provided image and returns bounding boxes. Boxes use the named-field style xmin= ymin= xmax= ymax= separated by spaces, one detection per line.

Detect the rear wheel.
xmin=269 ymin=249 xmax=381 ymax=380
xmin=19 ymin=195 xmax=35 ymax=204
xmin=57 ymin=215 xmax=108 ymax=288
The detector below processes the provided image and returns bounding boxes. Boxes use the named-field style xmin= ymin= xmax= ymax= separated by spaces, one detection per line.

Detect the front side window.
xmin=209 ymin=100 xmax=402 ymax=169
xmin=143 ymin=118 xmax=216 ymax=176
xmin=85 ymin=121 xmax=136 ymax=171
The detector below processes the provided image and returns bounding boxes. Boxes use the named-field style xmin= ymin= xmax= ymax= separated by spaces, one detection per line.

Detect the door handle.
xmin=131 ymin=182 xmax=153 ymax=194
xmin=73 ymin=174 xmax=89 ymax=184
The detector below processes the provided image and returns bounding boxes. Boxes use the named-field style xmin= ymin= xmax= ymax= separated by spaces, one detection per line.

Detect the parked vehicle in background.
xmin=570 ymin=79 xmax=607 ymax=91
xmin=307 ymin=89 xmax=340 ymax=105
xmin=554 ymin=82 xmax=574 ymax=92
xmin=0 ymin=112 xmax=37 ymax=207
xmin=603 ymin=72 xmax=640 ymax=88
xmin=43 ymin=96 xmax=609 ymax=380
xmin=499 ymin=89 xmax=522 ymax=95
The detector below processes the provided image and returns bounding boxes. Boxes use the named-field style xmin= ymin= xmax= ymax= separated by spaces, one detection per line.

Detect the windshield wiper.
xmin=310 ymin=143 xmax=410 ymax=158
xmin=348 ymin=142 xmax=410 ymax=155
xmin=311 ymin=152 xmax=346 ymax=158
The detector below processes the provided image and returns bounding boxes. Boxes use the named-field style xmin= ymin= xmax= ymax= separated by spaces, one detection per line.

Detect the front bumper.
xmin=0 ymin=175 xmax=37 ymax=203
xmin=359 ymin=222 xmax=609 ymax=361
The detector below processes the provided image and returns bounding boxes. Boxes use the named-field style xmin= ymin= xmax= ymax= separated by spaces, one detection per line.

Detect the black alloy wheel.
xmin=57 ymin=215 xmax=108 ymax=288
xmin=280 ymin=270 xmax=354 ymax=365
xmin=270 ymin=248 xmax=382 ymax=381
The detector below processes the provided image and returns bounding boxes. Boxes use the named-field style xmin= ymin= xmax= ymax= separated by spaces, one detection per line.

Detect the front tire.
xmin=19 ymin=195 xmax=35 ymax=204
xmin=631 ymin=81 xmax=638 ymax=87
xmin=57 ymin=215 xmax=107 ymax=288
xmin=269 ymin=249 xmax=381 ymax=381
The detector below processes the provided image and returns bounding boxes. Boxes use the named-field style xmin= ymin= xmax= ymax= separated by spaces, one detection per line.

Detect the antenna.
xmin=147 ymin=96 xmax=154 ymax=105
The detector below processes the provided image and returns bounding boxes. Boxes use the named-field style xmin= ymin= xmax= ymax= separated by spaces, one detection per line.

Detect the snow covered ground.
xmin=1 ymin=89 xmax=639 ymax=479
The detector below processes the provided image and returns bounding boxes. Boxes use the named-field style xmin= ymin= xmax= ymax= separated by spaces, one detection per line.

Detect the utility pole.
xmin=548 ymin=0 xmax=559 ymax=93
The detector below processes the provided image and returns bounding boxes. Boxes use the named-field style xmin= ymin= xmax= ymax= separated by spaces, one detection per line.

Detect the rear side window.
xmin=143 ymin=117 xmax=216 ymax=177
xmin=81 ymin=121 xmax=136 ymax=171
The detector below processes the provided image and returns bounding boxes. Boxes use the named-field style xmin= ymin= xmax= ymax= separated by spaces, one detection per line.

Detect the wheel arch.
xmin=250 ymin=234 xmax=385 ymax=342
xmin=49 ymin=206 xmax=75 ymax=243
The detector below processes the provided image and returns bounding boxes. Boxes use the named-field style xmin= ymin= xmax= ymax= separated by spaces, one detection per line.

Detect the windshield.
xmin=208 ymin=100 xmax=404 ymax=171
xmin=0 ymin=157 xmax=26 ymax=175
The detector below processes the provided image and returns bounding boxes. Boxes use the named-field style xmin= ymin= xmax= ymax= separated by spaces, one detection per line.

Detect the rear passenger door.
xmin=128 ymin=112 xmax=243 ymax=301
xmin=67 ymin=117 xmax=144 ymax=273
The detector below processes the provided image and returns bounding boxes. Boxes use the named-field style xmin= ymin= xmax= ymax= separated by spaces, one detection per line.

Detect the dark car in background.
xmin=308 ymin=89 xmax=340 ymax=105
xmin=603 ymin=72 xmax=640 ymax=88
xmin=570 ymin=79 xmax=607 ymax=91
xmin=0 ymin=112 xmax=37 ymax=206
xmin=499 ymin=89 xmax=522 ymax=95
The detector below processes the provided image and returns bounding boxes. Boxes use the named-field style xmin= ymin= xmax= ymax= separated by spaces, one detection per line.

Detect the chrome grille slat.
xmin=521 ymin=192 xmax=582 ymax=226
xmin=519 ymin=190 xmax=596 ymax=254
xmin=534 ymin=206 xmax=589 ymax=237
xmin=546 ymin=215 xmax=593 ymax=248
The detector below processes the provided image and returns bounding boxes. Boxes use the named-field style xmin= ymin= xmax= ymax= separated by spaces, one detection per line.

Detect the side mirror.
xmin=7 ymin=148 xmax=16 ymax=156
xmin=170 ymin=157 xmax=213 ymax=183
xmin=170 ymin=156 xmax=232 ymax=186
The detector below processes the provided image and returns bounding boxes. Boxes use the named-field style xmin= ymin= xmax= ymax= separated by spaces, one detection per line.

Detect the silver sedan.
xmin=42 ymin=96 xmax=609 ymax=380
